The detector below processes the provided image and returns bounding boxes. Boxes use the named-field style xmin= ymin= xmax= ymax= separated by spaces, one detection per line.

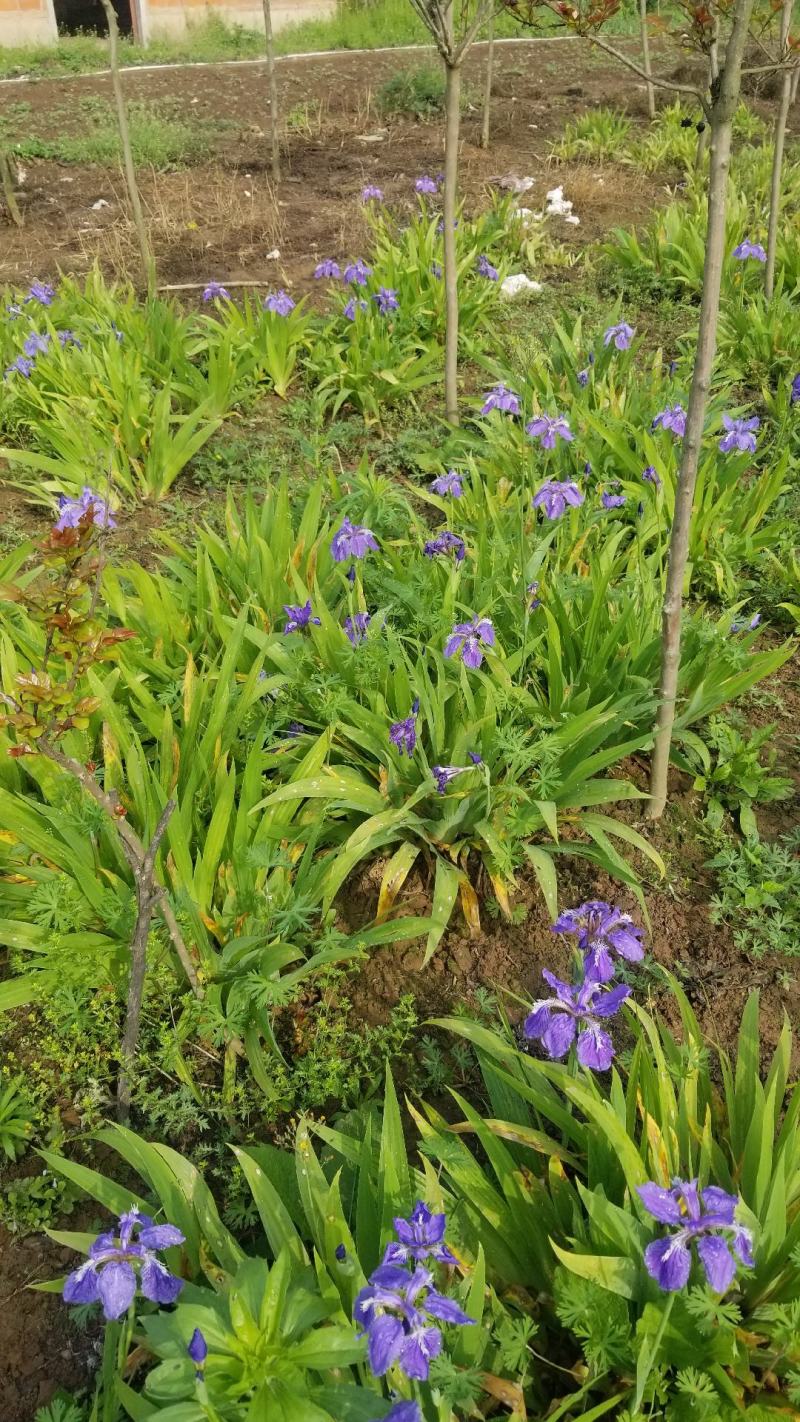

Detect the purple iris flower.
xmin=187 ymin=1328 xmax=208 ymax=1370
xmin=344 ymin=297 xmax=369 ymax=320
xmin=551 ymin=899 xmax=644 ymax=982
xmin=431 ymin=765 xmax=470 ymax=795
xmin=331 ymin=517 xmax=379 ymax=562
xmin=532 ymin=480 xmax=584 ymax=520
xmin=481 ymin=383 xmax=520 ymax=416
xmin=27 ymin=281 xmax=55 ymax=306
xmin=601 ymin=489 xmax=626 ymax=510
xmin=335 ymin=1243 xmax=347 ymax=1262
xmin=719 ymin=413 xmax=760 ymax=454
xmin=354 ymin=1262 xmax=473 ymax=1381
xmin=430 ymin=261 xmax=443 ymax=279
xmin=58 ymin=329 xmax=81 ymax=348
xmin=477 ymin=254 xmax=499 ymax=281
xmin=344 ymin=611 xmax=370 ymax=645
xmin=730 ymin=612 xmax=761 ymax=634
xmin=389 ymin=699 xmax=419 ymax=758
xmin=23 ymin=331 xmax=51 ymax=358
xmin=443 ymin=616 xmax=495 ymax=671
xmin=525 ymin=413 xmax=574 ymax=449
xmin=436 ymin=218 xmax=458 ymax=234
xmin=733 ymin=239 xmax=766 ymax=262
xmin=791 ymin=373 xmax=800 ymax=404
xmin=524 ymin=969 xmax=630 ymax=1070
xmin=344 ymin=258 xmax=372 ymax=287
xmin=4 ymin=355 xmax=34 ymax=379
xmin=265 ymin=289 xmax=295 ymax=315
xmin=638 ymin=1179 xmax=754 ymax=1293
xmin=383 ymin=1405 xmax=422 ymax=1422
xmin=468 ymin=750 xmax=482 ymax=765
xmin=603 ymin=321 xmax=635 ymax=350
xmin=415 ymin=175 xmax=439 ymax=194
xmin=62 ymin=1207 xmax=185 ymax=1321
xmin=374 ymin=286 xmax=400 ymax=314
xmin=424 ymin=531 xmax=465 ymax=563
xmin=642 ymin=465 xmax=662 ymax=488
xmin=430 ymin=470 xmax=463 ymax=497
xmin=383 ymin=1202 xmax=457 ymax=1267
xmin=527 ymin=580 xmax=541 ymax=611
xmin=361 ymin=184 xmax=384 ymax=202
xmin=55 ymin=487 xmax=116 ymax=532
xmin=283 ymin=599 xmax=321 ymax=634
xmin=577 ymin=367 xmax=590 ymax=387
xmin=314 ymin=259 xmax=341 ymax=280
xmin=652 ymin=403 xmax=686 ymax=438
xmin=202 ymin=281 xmax=230 ymax=302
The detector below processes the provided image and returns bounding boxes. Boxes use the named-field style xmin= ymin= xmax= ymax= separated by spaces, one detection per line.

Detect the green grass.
xmin=0 ymin=0 xmax=647 ymax=81
xmin=0 ymin=96 xmax=229 ymax=167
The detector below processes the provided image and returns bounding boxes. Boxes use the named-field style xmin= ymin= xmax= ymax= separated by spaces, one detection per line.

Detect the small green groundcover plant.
xmin=43 ymin=902 xmax=800 ymax=1420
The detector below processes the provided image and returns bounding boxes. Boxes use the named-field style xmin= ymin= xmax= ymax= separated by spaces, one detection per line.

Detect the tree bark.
xmin=443 ymin=59 xmax=462 ymax=425
xmin=481 ymin=13 xmax=495 ymax=148
xmin=764 ymin=0 xmax=794 ymax=300
xmin=0 ymin=150 xmax=22 ymax=228
xmin=116 ymin=799 xmax=173 ymax=1120
xmin=639 ymin=0 xmax=655 ymax=120
xmin=99 ymin=0 xmax=156 ymax=299
xmin=647 ymin=0 xmax=756 ymax=820
xmin=262 ymin=0 xmax=280 ymax=185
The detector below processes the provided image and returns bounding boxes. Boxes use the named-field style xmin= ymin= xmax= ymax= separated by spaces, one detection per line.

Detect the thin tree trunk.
xmin=443 ymin=59 xmax=462 ymax=425
xmin=647 ymin=0 xmax=756 ymax=821
xmin=0 ymin=151 xmax=22 ymax=228
xmin=481 ymin=12 xmax=495 ymax=148
xmin=117 ymin=800 xmax=174 ymax=1120
xmin=262 ymin=0 xmax=280 ymax=185
xmin=99 ymin=0 xmax=156 ymax=299
xmin=791 ymin=65 xmax=799 ymax=105
xmin=639 ymin=0 xmax=655 ymax=120
xmin=694 ymin=48 xmax=716 ymax=169
xmin=765 ymin=0 xmax=793 ymax=300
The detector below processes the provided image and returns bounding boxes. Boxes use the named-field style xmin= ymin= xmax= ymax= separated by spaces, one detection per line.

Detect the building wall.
xmin=141 ymin=0 xmax=335 ymax=40
xmin=0 ymin=0 xmax=57 ymax=45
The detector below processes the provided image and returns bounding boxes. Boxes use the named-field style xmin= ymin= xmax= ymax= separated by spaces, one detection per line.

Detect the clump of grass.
xmin=377 ymin=65 xmax=450 ymax=119
xmin=3 ymin=99 xmax=227 ymax=168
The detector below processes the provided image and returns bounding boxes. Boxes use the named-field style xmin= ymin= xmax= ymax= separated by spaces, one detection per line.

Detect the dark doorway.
xmin=53 ymin=0 xmax=134 ymax=38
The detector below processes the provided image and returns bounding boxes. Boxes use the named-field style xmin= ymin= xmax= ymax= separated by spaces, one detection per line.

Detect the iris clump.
xmin=62 ymin=1207 xmax=185 ymax=1321
xmin=637 ymin=1179 xmax=754 ymax=1292
xmin=344 ymin=297 xmax=369 ymax=320
xmin=423 ymin=531 xmax=465 ymax=562
xmin=415 ymin=174 xmax=439 ymax=195
xmin=264 ymin=289 xmax=295 ymax=315
xmin=283 ymin=600 xmax=321 ymax=634
xmin=603 ymin=320 xmax=635 ymax=350
xmin=27 ymin=281 xmax=55 ymax=306
xmin=331 ymin=517 xmax=379 ymax=562
xmin=526 ymin=413 xmax=574 ymax=448
xmin=344 ymin=612 xmax=371 ymax=645
xmin=361 ymin=184 xmax=384 ymax=202
xmin=719 ymin=413 xmax=760 ymax=454
xmin=733 ymin=238 xmax=766 ymax=262
xmin=431 ymin=765 xmax=470 ymax=794
xmin=601 ymin=487 xmax=626 ymax=510
xmin=481 ymin=383 xmax=520 ymax=416
xmin=344 ymin=259 xmax=372 ymax=287
xmin=533 ymin=480 xmax=584 ymax=520
xmin=443 ymin=616 xmax=495 ymax=670
xmin=430 ymin=470 xmax=463 ymax=497
xmin=23 ymin=331 xmax=51 ymax=358
xmin=389 ymin=699 xmax=419 ymax=758
xmin=374 ymin=287 xmax=400 ymax=314
xmin=4 ymin=355 xmax=34 ymax=379
xmin=314 ymin=259 xmax=341 ymax=280
xmin=730 ymin=611 xmax=761 ymax=634
xmin=652 ymin=403 xmax=687 ymax=438
xmin=55 ymin=487 xmax=116 ymax=531
xmin=354 ymin=1202 xmax=472 ymax=1381
xmin=642 ymin=465 xmax=662 ymax=488
xmin=202 ymin=281 xmax=230 ymax=302
xmin=524 ymin=968 xmax=630 ymax=1070
xmin=477 ymin=254 xmax=499 ymax=280
xmin=551 ymin=899 xmax=644 ymax=982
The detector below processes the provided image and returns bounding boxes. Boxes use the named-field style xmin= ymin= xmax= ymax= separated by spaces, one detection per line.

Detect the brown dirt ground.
xmin=0 ymin=40 xmax=799 ymax=1419
xmin=0 ymin=39 xmax=682 ymax=289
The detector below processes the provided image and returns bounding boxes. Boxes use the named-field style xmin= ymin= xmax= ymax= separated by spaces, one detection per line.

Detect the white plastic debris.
xmin=565 ymin=215 xmax=581 ymax=226
xmin=545 ymin=185 xmax=573 ymax=217
xmin=514 ymin=206 xmax=543 ymax=227
xmin=498 ymin=174 xmax=535 ymax=193
xmin=91 ymin=198 xmax=110 ymax=210
xmin=265 ymin=248 xmax=281 ymax=260
xmin=500 ymin=273 xmax=544 ymax=299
